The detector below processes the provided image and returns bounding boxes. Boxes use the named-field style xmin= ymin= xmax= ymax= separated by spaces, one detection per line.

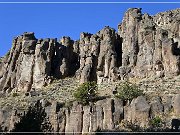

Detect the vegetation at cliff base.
xmin=12 ymin=92 xmax=19 ymax=97
xmin=74 ymin=81 xmax=98 ymax=105
xmin=115 ymin=81 xmax=143 ymax=101
xmin=150 ymin=116 xmax=162 ymax=128
xmin=11 ymin=100 xmax=53 ymax=133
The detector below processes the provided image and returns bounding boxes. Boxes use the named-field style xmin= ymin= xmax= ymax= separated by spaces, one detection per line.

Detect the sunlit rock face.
xmin=0 ymin=8 xmax=179 ymax=92
xmin=119 ymin=8 xmax=180 ymax=79
xmin=76 ymin=27 xmax=122 ymax=84
xmin=0 ymin=8 xmax=179 ymax=133
xmin=0 ymin=34 xmax=79 ymax=93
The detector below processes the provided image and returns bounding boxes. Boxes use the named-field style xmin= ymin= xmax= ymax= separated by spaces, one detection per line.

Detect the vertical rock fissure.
xmin=111 ymin=99 xmax=115 ymax=129
xmin=63 ymin=109 xmax=66 ymax=133
xmin=81 ymin=105 xmax=84 ymax=134
xmin=29 ymin=54 xmax=35 ymax=92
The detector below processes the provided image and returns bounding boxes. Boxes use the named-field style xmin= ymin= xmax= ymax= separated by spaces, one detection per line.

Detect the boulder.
xmin=124 ymin=96 xmax=150 ymax=127
xmin=150 ymin=97 xmax=163 ymax=117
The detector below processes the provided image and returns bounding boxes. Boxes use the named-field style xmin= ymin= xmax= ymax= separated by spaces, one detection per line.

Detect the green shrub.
xmin=12 ymin=92 xmax=19 ymax=97
xmin=115 ymin=81 xmax=143 ymax=101
xmin=11 ymin=101 xmax=53 ymax=132
xmin=150 ymin=116 xmax=162 ymax=127
xmin=74 ymin=81 xmax=97 ymax=105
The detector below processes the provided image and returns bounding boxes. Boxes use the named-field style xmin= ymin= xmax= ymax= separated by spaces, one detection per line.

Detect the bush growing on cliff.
xmin=74 ymin=81 xmax=98 ymax=105
xmin=115 ymin=81 xmax=143 ymax=101
xmin=11 ymin=100 xmax=53 ymax=133
xmin=12 ymin=92 xmax=19 ymax=97
xmin=150 ymin=116 xmax=162 ymax=128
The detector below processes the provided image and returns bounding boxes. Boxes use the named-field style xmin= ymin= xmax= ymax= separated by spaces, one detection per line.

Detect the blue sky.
xmin=0 ymin=2 xmax=179 ymax=56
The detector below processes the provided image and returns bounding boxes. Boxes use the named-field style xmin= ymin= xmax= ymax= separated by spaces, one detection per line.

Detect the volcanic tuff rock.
xmin=76 ymin=28 xmax=121 ymax=84
xmin=0 ymin=94 xmax=180 ymax=132
xmin=119 ymin=8 xmax=180 ymax=79
xmin=0 ymin=8 xmax=179 ymax=93
xmin=0 ymin=8 xmax=180 ymax=133
xmin=0 ymin=34 xmax=79 ymax=93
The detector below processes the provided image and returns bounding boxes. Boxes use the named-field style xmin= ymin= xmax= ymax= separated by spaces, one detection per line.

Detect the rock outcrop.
xmin=0 ymin=34 xmax=79 ymax=93
xmin=0 ymin=8 xmax=179 ymax=93
xmin=0 ymin=7 xmax=179 ymax=133
xmin=0 ymin=94 xmax=180 ymax=132
xmin=76 ymin=28 xmax=121 ymax=84
xmin=124 ymin=96 xmax=150 ymax=127
xmin=119 ymin=8 xmax=180 ymax=79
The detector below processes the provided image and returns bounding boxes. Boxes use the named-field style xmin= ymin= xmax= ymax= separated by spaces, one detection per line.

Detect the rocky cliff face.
xmin=1 ymin=94 xmax=180 ymax=132
xmin=76 ymin=28 xmax=121 ymax=84
xmin=0 ymin=8 xmax=180 ymax=133
xmin=0 ymin=33 xmax=79 ymax=93
xmin=119 ymin=8 xmax=180 ymax=79
xmin=0 ymin=8 xmax=179 ymax=94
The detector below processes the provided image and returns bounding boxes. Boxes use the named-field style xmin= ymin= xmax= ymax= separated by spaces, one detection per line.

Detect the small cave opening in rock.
xmin=162 ymin=31 xmax=168 ymax=39
xmin=90 ymin=106 xmax=93 ymax=113
xmin=69 ymin=51 xmax=80 ymax=77
xmin=111 ymin=99 xmax=115 ymax=114
xmin=172 ymin=42 xmax=180 ymax=56
xmin=51 ymin=42 xmax=62 ymax=79
xmin=102 ymin=109 xmax=104 ymax=120
xmin=115 ymin=35 xmax=123 ymax=67
xmin=89 ymin=55 xmax=98 ymax=82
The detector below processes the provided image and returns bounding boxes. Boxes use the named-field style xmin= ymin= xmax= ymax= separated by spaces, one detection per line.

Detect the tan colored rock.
xmin=119 ymin=8 xmax=180 ymax=79
xmin=162 ymin=38 xmax=180 ymax=76
xmin=162 ymin=95 xmax=173 ymax=114
xmin=82 ymin=106 xmax=91 ymax=133
xmin=102 ymin=98 xmax=114 ymax=130
xmin=33 ymin=39 xmax=54 ymax=89
xmin=65 ymin=102 xmax=83 ymax=134
xmin=124 ymin=96 xmax=150 ymax=127
xmin=113 ymin=98 xmax=123 ymax=128
xmin=150 ymin=97 xmax=163 ymax=117
xmin=77 ymin=27 xmax=121 ymax=84
xmin=95 ymin=100 xmax=104 ymax=130
xmin=172 ymin=94 xmax=180 ymax=116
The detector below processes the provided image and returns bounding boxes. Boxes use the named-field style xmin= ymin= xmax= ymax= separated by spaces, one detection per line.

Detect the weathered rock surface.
xmin=124 ymin=96 xmax=150 ymax=127
xmin=34 ymin=94 xmax=180 ymax=132
xmin=172 ymin=94 xmax=180 ymax=116
xmin=0 ymin=8 xmax=179 ymax=92
xmin=0 ymin=94 xmax=180 ymax=133
xmin=76 ymin=28 xmax=121 ymax=84
xmin=119 ymin=8 xmax=180 ymax=79
xmin=150 ymin=97 xmax=163 ymax=117
xmin=0 ymin=7 xmax=179 ymax=133
xmin=0 ymin=34 xmax=79 ymax=93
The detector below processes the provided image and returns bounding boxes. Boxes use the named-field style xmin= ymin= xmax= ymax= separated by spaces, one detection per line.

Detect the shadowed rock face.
xmin=0 ymin=8 xmax=179 ymax=93
xmin=1 ymin=94 xmax=180 ymax=132
xmin=46 ymin=94 xmax=180 ymax=132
